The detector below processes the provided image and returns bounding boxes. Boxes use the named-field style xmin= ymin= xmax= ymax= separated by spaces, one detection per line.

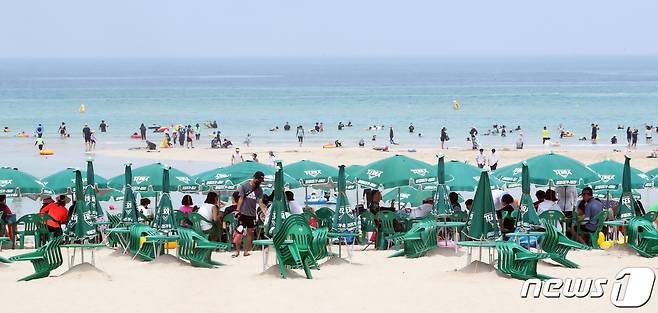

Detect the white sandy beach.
xmin=1 ymin=243 xmax=657 ymax=313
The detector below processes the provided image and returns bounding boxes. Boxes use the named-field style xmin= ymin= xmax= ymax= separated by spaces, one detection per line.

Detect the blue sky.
xmin=2 ymin=0 xmax=657 ymax=57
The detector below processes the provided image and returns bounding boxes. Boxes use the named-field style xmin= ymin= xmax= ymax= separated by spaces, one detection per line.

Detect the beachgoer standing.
xmin=631 ymin=128 xmax=638 ymax=148
xmin=186 ymin=125 xmax=194 ymax=149
xmin=82 ymin=124 xmax=92 ymax=151
xmin=89 ymin=130 xmax=97 ymax=151
xmin=646 ymin=125 xmax=653 ymax=144
xmin=284 ymin=122 xmax=291 ymax=131
xmin=58 ymin=122 xmax=67 ymax=138
xmin=516 ymin=131 xmax=524 ymax=149
xmin=99 ymin=120 xmax=108 ymax=133
xmin=231 ymin=148 xmax=244 ymax=165
xmin=591 ymin=123 xmax=598 ymax=144
xmin=35 ymin=123 xmax=44 ymax=137
xmin=195 ymin=123 xmax=201 ymax=141
xmin=296 ymin=125 xmax=305 ymax=146
xmin=489 ymin=149 xmax=498 ymax=171
xmin=252 ymin=153 xmax=259 ymax=162
xmin=268 ymin=151 xmax=276 ymax=167
xmin=234 ymin=171 xmax=266 ymax=257
xmin=476 ymin=149 xmax=486 ymax=168
xmin=469 ymin=127 xmax=478 ymax=149
xmin=389 ymin=126 xmax=395 ymax=144
xmin=440 ymin=127 xmax=448 ymax=149
xmin=626 ymin=127 xmax=632 ymax=148
xmin=35 ymin=135 xmax=45 ymax=151
xmin=139 ymin=123 xmax=147 ymax=141
xmin=542 ymin=126 xmax=550 ymax=144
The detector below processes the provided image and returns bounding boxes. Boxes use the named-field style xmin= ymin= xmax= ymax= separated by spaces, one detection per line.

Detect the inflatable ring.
xmin=130 ymin=134 xmax=142 ymax=139
xmin=563 ymin=131 xmax=573 ymax=137
xmin=16 ymin=133 xmax=29 ymax=138
xmin=40 ymin=149 xmax=55 ymax=156
xmin=323 ymin=144 xmax=336 ymax=149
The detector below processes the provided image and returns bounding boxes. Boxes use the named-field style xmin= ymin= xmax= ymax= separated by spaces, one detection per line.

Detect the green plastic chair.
xmin=15 ymin=214 xmax=45 ymax=249
xmin=642 ymin=211 xmax=658 ymax=224
xmin=541 ymin=222 xmax=591 ymax=268
xmin=627 ymin=217 xmax=658 ymax=258
xmin=315 ymin=207 xmax=333 ymax=229
xmin=359 ymin=211 xmax=377 ymax=245
xmin=105 ymin=212 xmax=124 ymax=248
xmin=127 ymin=224 xmax=162 ymax=261
xmin=311 ymin=227 xmax=329 ymax=261
xmin=389 ymin=220 xmax=438 ymax=258
xmin=174 ymin=211 xmax=187 ymax=225
xmin=177 ymin=227 xmax=230 ymax=267
xmin=273 ymin=215 xmax=318 ymax=279
xmin=538 ymin=210 xmax=565 ymax=231
xmin=188 ymin=212 xmax=223 ymax=241
xmin=302 ymin=211 xmax=317 ymax=224
xmin=375 ymin=211 xmax=405 ymax=250
xmin=496 ymin=240 xmax=551 ymax=281
xmin=9 ymin=236 xmax=64 ymax=281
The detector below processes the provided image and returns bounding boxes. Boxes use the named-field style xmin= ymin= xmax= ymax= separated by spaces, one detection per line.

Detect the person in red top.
xmin=40 ymin=195 xmax=69 ymax=237
xmin=0 ymin=195 xmax=14 ymax=239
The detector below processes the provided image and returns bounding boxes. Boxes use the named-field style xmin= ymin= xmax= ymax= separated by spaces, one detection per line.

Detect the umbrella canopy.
xmin=195 ymin=161 xmax=301 ymax=191
xmin=647 ymin=168 xmax=658 ymax=187
xmin=265 ymin=161 xmax=289 ymax=237
xmin=66 ymin=169 xmax=97 ymax=240
xmin=443 ymin=160 xmax=503 ymax=192
xmin=152 ymin=166 xmax=177 ymax=232
xmin=85 ymin=159 xmax=104 ymax=217
xmin=516 ymin=163 xmax=541 ymax=227
xmin=345 ymin=165 xmax=365 ymax=180
xmin=333 ymin=165 xmax=357 ymax=231
xmin=616 ymin=156 xmax=642 ymax=219
xmin=354 ymin=154 xmax=436 ymax=189
xmin=433 ymin=155 xmax=451 ymax=215
xmin=42 ymin=168 xmax=109 ymax=194
xmin=109 ymin=162 xmax=199 ymax=193
xmin=464 ymin=171 xmax=501 ymax=241
xmin=495 ymin=152 xmax=600 ymax=186
xmin=284 ymin=160 xmax=339 ymax=186
xmin=585 ymin=159 xmax=652 ymax=190
xmin=120 ymin=164 xmax=139 ymax=224
xmin=590 ymin=188 xmax=641 ymax=200
xmin=0 ymin=166 xmax=51 ymax=197
xmin=383 ymin=186 xmax=434 ymax=207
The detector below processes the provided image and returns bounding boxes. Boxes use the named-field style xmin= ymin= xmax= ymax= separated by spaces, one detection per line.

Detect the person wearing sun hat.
xmin=40 ymin=194 xmax=70 ymax=237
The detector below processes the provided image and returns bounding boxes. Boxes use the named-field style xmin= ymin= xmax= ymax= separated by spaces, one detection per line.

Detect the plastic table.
xmin=604 ymin=219 xmax=629 ymax=245
xmin=136 ymin=234 xmax=180 ymax=260
xmin=253 ymin=239 xmax=292 ymax=272
xmin=105 ymin=227 xmax=130 ymax=253
xmin=457 ymin=241 xmax=497 ymax=266
xmin=435 ymin=221 xmax=466 ymax=253
xmin=327 ymin=232 xmax=359 ymax=260
xmin=61 ymin=243 xmax=106 ymax=269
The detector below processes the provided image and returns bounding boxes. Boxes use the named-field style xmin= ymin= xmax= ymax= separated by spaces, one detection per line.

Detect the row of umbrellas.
xmin=1 ymin=153 xmax=657 ymax=201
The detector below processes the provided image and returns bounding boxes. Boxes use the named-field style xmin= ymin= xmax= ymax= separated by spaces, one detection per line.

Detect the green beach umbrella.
xmin=333 ymin=165 xmax=357 ymax=231
xmin=355 ymin=154 xmax=436 ymax=189
xmin=345 ymin=165 xmax=365 ymax=180
xmin=195 ymin=161 xmax=301 ymax=191
xmin=284 ymin=160 xmax=339 ymax=186
xmin=443 ymin=160 xmax=503 ymax=192
xmin=591 ymin=187 xmax=641 ymax=200
xmin=382 ymin=186 xmax=434 ymax=207
xmin=585 ymin=159 xmax=652 ymax=191
xmin=85 ymin=159 xmax=104 ymax=218
xmin=494 ymin=152 xmax=599 ymax=186
xmin=0 ymin=166 xmax=51 ymax=198
xmin=464 ymin=171 xmax=501 ymax=241
xmin=433 ymin=155 xmax=452 ymax=215
xmin=121 ymin=164 xmax=139 ymax=224
xmin=109 ymin=162 xmax=199 ymax=193
xmin=265 ymin=161 xmax=289 ymax=237
xmin=42 ymin=168 xmax=108 ymax=194
xmin=152 ymin=166 xmax=177 ymax=232
xmin=647 ymin=168 xmax=658 ymax=187
xmin=516 ymin=163 xmax=541 ymax=227
xmin=616 ymin=156 xmax=642 ymax=219
xmin=66 ymin=169 xmax=97 ymax=240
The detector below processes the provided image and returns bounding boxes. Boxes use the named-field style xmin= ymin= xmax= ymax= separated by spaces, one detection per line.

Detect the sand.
xmin=1 ymin=245 xmax=657 ymax=313
xmin=95 ymin=144 xmax=658 ymax=171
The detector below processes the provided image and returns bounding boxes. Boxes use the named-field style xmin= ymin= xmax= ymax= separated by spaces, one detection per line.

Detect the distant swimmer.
xmin=270 ymin=126 xmax=279 ymax=132
xmin=452 ymin=100 xmax=460 ymax=111
xmin=408 ymin=123 xmax=415 ymax=133
xmin=347 ymin=121 xmax=352 ymax=127
xmin=283 ymin=122 xmax=291 ymax=131
xmin=99 ymin=120 xmax=108 ymax=132
xmin=3 ymin=126 xmax=10 ymax=133
xmin=35 ymin=123 xmax=44 ymax=137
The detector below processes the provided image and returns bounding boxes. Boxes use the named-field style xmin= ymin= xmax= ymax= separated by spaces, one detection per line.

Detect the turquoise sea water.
xmin=1 ymin=56 xmax=657 ymax=149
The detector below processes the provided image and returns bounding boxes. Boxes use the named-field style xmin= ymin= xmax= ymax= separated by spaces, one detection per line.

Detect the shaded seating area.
xmin=273 ymin=215 xmax=318 ymax=279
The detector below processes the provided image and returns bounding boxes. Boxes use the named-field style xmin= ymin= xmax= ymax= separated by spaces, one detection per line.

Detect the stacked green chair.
xmin=315 ymin=207 xmax=333 ymax=229
xmin=541 ymin=222 xmax=591 ymax=268
xmin=626 ymin=217 xmax=658 ymax=258
xmin=177 ymin=227 xmax=230 ymax=267
xmin=359 ymin=211 xmax=377 ymax=245
xmin=0 ymin=236 xmax=11 ymax=264
xmin=174 ymin=211 xmax=187 ymax=225
xmin=538 ymin=210 xmax=565 ymax=231
xmin=15 ymin=214 xmax=46 ymax=249
xmin=311 ymin=227 xmax=329 ymax=261
xmin=641 ymin=211 xmax=658 ymax=224
xmin=105 ymin=212 xmax=123 ymax=248
xmin=375 ymin=211 xmax=405 ymax=250
xmin=389 ymin=220 xmax=438 ymax=258
xmin=127 ymin=224 xmax=162 ymax=261
xmin=9 ymin=237 xmax=64 ymax=281
xmin=584 ymin=210 xmax=608 ymax=249
xmin=273 ymin=215 xmax=318 ymax=279
xmin=449 ymin=211 xmax=468 ymax=222
xmin=188 ymin=212 xmax=223 ymax=241
xmin=496 ymin=240 xmax=551 ymax=281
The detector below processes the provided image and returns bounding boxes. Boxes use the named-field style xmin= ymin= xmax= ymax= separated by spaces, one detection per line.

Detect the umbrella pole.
xmin=305 ymin=186 xmax=308 ymax=207
xmin=397 ymin=187 xmax=401 ymax=211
